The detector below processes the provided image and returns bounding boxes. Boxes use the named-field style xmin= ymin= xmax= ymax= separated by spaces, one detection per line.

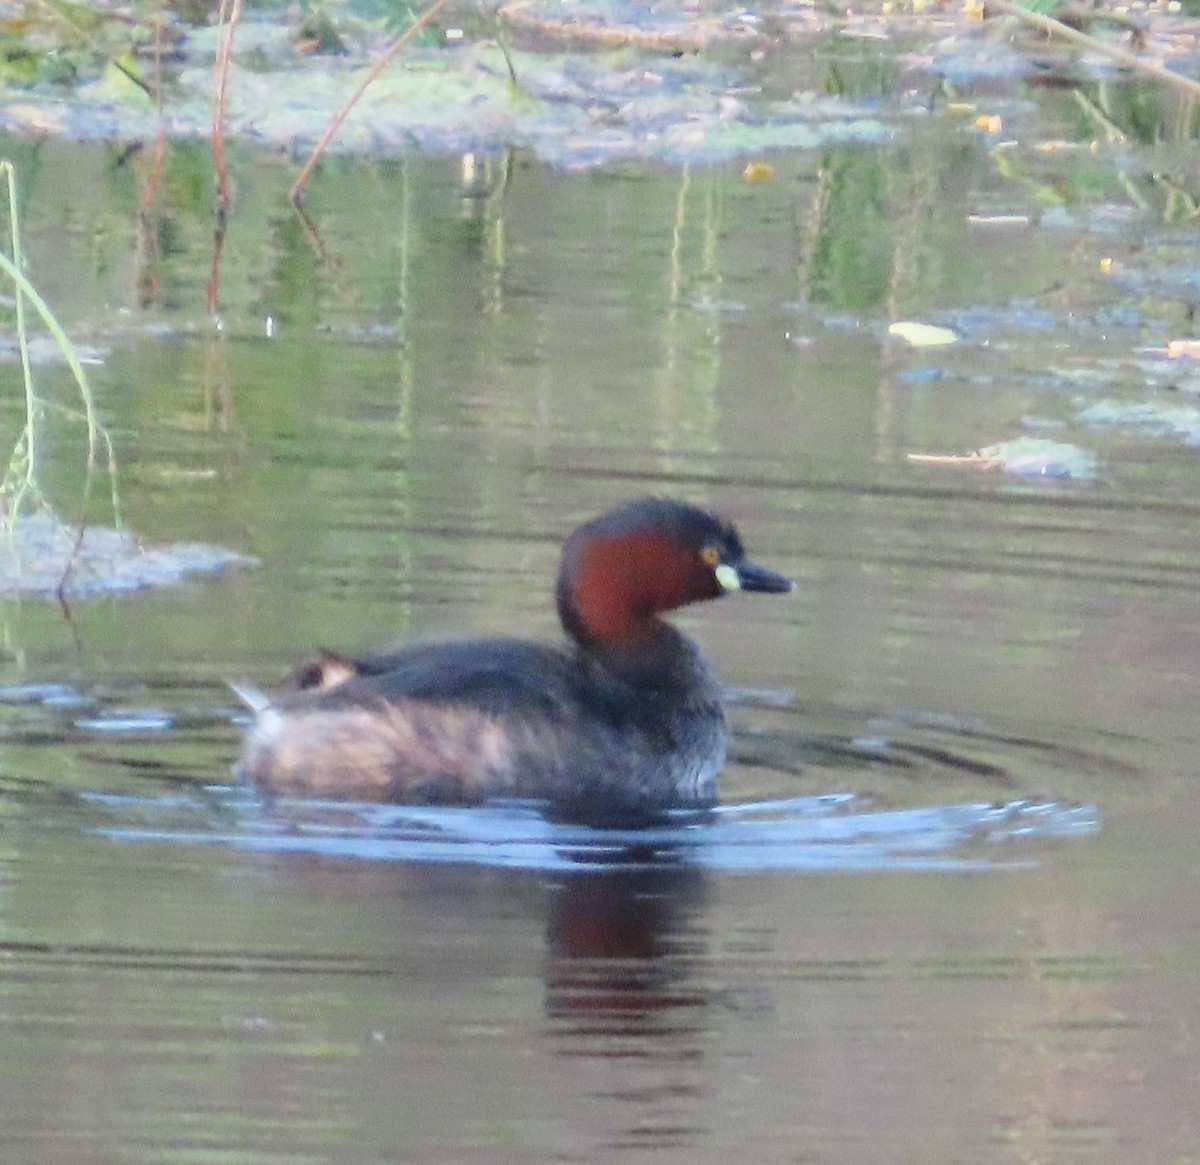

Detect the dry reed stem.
xmin=212 ymin=0 xmax=242 ymax=217
xmin=988 ymin=0 xmax=1200 ymax=102
xmin=907 ymin=452 xmax=1006 ymax=470
xmin=141 ymin=0 xmax=168 ymax=209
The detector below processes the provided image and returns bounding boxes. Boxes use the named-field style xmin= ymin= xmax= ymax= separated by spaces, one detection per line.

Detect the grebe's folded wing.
xmin=290 ymin=637 xmax=601 ymax=722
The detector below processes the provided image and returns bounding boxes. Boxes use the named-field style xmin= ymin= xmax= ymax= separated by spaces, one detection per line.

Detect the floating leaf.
xmin=742 ymin=161 xmax=775 ymax=183
xmin=888 ymin=321 xmax=958 ymax=347
xmin=966 ymin=213 xmax=1029 ymax=225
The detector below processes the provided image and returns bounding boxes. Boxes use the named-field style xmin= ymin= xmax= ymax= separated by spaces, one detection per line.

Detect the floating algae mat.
xmin=0 ymin=512 xmax=253 ymax=598
xmin=0 ymin=23 xmax=890 ymax=168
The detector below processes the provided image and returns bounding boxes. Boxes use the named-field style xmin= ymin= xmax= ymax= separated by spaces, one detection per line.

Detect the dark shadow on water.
xmin=544 ymin=854 xmax=711 ymax=1026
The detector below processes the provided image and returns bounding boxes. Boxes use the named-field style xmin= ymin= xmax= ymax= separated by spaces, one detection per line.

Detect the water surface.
xmin=3 ymin=69 xmax=1200 ymax=1162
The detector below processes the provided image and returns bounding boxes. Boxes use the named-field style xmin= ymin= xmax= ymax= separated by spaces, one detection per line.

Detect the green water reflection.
xmin=1 ymin=102 xmax=1200 ymax=1162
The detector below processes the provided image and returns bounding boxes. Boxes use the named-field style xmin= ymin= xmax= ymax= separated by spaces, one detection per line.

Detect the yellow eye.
xmin=700 ymin=545 xmax=722 ymax=567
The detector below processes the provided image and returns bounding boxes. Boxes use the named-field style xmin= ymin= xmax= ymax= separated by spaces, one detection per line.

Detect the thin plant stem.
xmin=0 ymin=249 xmax=102 ymax=474
xmin=987 ymin=0 xmax=1200 ymax=102
xmin=0 ymin=161 xmax=121 ymax=532
xmin=213 ymin=0 xmax=243 ymax=216
xmin=291 ymin=0 xmax=452 ymax=205
xmin=0 ymin=161 xmax=37 ymax=522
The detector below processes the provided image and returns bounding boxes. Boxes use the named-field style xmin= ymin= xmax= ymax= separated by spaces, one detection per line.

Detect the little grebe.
xmin=235 ymin=498 xmax=792 ymax=824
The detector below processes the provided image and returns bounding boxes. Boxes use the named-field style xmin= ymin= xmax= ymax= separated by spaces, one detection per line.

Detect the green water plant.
xmin=0 ymin=158 xmax=120 ymax=537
